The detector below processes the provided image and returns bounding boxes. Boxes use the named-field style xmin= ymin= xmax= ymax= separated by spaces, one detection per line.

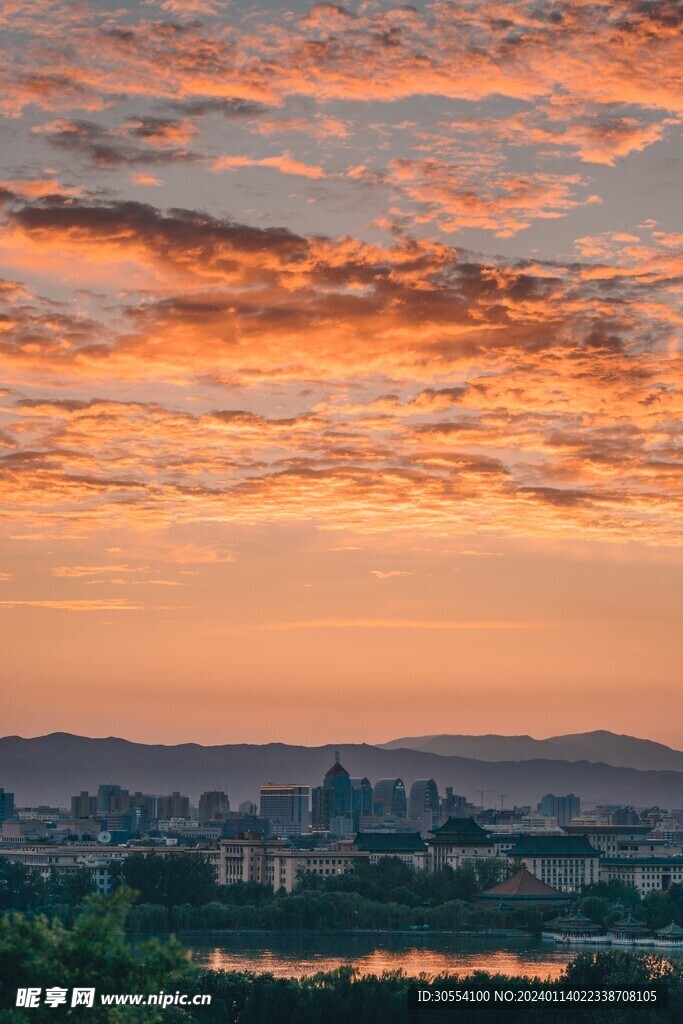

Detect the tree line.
xmin=1 ymin=892 xmax=682 ymax=1023
xmin=3 ymin=855 xmax=683 ymax=935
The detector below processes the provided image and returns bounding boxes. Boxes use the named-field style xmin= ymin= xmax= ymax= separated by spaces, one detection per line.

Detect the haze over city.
xmin=0 ymin=0 xmax=681 ymax=746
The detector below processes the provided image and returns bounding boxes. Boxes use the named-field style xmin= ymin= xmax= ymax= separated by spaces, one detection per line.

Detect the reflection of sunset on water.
xmin=194 ymin=944 xmax=573 ymax=981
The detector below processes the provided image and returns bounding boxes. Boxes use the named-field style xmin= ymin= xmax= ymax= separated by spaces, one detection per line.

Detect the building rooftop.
xmin=601 ymin=857 xmax=683 ymax=866
xmin=562 ymin=825 xmax=651 ymax=835
xmin=476 ymin=866 xmax=566 ymax=902
xmin=429 ymin=817 xmax=491 ymax=843
xmin=507 ymin=835 xmax=600 ymax=857
xmin=353 ymin=832 xmax=427 ymax=852
xmin=656 ymin=921 xmax=683 ymax=936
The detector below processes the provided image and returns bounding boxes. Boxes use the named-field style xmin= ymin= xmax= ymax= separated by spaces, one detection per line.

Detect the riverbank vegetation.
xmin=1 ymin=893 xmax=682 ymax=1023
xmin=3 ymin=855 xmax=683 ymax=936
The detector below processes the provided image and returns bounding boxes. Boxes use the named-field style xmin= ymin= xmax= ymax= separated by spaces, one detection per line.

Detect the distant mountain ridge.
xmin=380 ymin=730 xmax=683 ymax=773
xmin=2 ymin=731 xmax=683 ymax=809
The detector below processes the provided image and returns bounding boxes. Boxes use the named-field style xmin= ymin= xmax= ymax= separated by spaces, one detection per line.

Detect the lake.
xmin=182 ymin=932 xmax=610 ymax=981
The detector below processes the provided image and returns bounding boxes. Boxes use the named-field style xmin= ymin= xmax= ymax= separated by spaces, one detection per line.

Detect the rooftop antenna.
xmin=335 ymin=746 xmax=340 ymax=764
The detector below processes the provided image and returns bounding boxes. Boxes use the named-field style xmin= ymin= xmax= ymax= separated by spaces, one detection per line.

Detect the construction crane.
xmin=478 ymin=789 xmax=496 ymax=809
xmin=499 ymin=794 xmax=507 ymax=809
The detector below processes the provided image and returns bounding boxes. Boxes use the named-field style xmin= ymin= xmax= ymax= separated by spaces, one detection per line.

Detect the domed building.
xmin=311 ymin=749 xmax=353 ymax=830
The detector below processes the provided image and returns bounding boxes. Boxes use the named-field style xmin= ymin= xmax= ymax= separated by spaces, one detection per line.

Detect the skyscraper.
xmin=97 ymin=784 xmax=122 ymax=815
xmin=157 ymin=792 xmax=190 ymax=818
xmin=409 ymin=779 xmax=440 ymax=828
xmin=311 ymin=749 xmax=352 ymax=830
xmin=259 ymin=784 xmax=309 ymax=836
xmin=199 ymin=790 xmax=231 ymax=822
xmin=373 ymin=778 xmax=407 ymax=819
xmin=70 ymin=791 xmax=98 ymax=818
xmin=539 ymin=793 xmax=581 ymax=827
xmin=0 ymin=788 xmax=15 ymax=822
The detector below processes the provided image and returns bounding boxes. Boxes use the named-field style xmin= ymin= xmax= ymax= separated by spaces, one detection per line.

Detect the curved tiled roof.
xmin=429 ymin=817 xmax=491 ymax=844
xmin=507 ymin=835 xmax=599 ymax=857
xmin=353 ymin=831 xmax=427 ymax=852
xmin=480 ymin=866 xmax=564 ymax=899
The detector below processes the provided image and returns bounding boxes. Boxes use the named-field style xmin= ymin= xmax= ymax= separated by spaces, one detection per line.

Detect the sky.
xmin=0 ymin=0 xmax=681 ymax=747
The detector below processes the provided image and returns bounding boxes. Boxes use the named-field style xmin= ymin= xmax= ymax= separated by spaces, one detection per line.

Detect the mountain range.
xmin=2 ymin=731 xmax=683 ymax=810
xmin=380 ymin=730 xmax=683 ymax=773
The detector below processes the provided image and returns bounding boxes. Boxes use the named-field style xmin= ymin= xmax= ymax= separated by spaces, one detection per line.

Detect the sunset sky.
xmin=1 ymin=0 xmax=681 ymax=747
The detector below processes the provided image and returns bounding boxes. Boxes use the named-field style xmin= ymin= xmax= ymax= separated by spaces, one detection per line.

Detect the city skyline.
xmin=1 ymin=0 xmax=681 ymax=746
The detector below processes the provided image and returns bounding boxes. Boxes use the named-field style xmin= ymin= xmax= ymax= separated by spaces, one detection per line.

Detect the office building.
xmin=220 ymin=835 xmax=367 ymax=892
xmin=199 ymin=791 xmax=230 ymax=823
xmin=538 ymin=794 xmax=581 ymax=828
xmin=0 ymin=789 xmax=15 ymax=822
xmin=97 ymin=785 xmax=124 ymax=815
xmin=157 ymin=792 xmax=190 ymax=819
xmin=350 ymin=777 xmax=373 ymax=828
xmin=506 ymin=834 xmax=599 ymax=892
xmin=408 ymin=779 xmax=440 ymax=829
xmin=71 ymin=791 xmax=98 ymax=819
xmin=311 ymin=751 xmax=352 ymax=830
xmin=259 ymin=784 xmax=309 ymax=836
xmin=373 ymin=779 xmax=407 ymax=819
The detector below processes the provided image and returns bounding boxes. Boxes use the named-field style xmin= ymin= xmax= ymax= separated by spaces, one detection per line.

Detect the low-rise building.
xmin=220 ymin=834 xmax=368 ymax=892
xmin=351 ymin=832 xmax=429 ymax=871
xmin=0 ymin=842 xmax=221 ymax=896
xmin=599 ymin=857 xmax=683 ymax=894
xmin=474 ymin=866 xmax=569 ymax=911
xmin=506 ymin=835 xmax=600 ymax=892
xmin=427 ymin=817 xmax=496 ymax=870
xmin=562 ymin=824 xmax=655 ymax=858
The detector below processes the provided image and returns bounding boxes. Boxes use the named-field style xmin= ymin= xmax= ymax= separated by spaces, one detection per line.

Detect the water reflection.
xmin=184 ymin=934 xmax=585 ymax=981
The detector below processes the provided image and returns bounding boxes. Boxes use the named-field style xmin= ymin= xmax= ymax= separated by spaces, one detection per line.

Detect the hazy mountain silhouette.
xmin=380 ymin=731 xmax=683 ymax=773
xmin=2 ymin=732 xmax=683 ymax=809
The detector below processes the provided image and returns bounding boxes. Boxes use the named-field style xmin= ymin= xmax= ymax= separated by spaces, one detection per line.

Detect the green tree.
xmin=118 ymin=853 xmax=217 ymax=908
xmin=0 ymin=887 xmax=187 ymax=1022
xmin=0 ymin=860 xmax=46 ymax=912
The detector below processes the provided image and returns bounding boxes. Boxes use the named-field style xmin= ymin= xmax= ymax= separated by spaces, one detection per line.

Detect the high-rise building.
xmin=259 ymin=784 xmax=309 ymax=836
xmin=539 ymin=793 xmax=581 ymax=827
xmin=70 ymin=791 xmax=98 ymax=819
xmin=97 ymin=785 xmax=123 ymax=815
xmin=311 ymin=750 xmax=352 ymax=830
xmin=238 ymin=800 xmax=257 ymax=815
xmin=350 ymin=778 xmax=373 ymax=828
xmin=441 ymin=788 xmax=468 ymax=819
xmin=199 ymin=791 xmax=231 ymax=822
xmin=408 ymin=779 xmax=440 ymax=829
xmin=157 ymin=792 xmax=190 ymax=819
xmin=0 ymin=788 xmax=15 ymax=822
xmin=373 ymin=778 xmax=407 ymax=819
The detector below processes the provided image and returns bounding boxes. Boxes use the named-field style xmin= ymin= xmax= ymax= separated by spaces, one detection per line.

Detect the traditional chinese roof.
xmin=656 ymin=921 xmax=683 ymax=937
xmin=475 ymin=866 xmax=567 ymax=904
xmin=546 ymin=913 xmax=573 ymax=927
xmin=353 ymin=831 xmax=427 ymax=852
xmin=507 ymin=835 xmax=600 ymax=857
xmin=429 ymin=817 xmax=491 ymax=844
xmin=612 ymin=915 xmax=649 ymax=933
